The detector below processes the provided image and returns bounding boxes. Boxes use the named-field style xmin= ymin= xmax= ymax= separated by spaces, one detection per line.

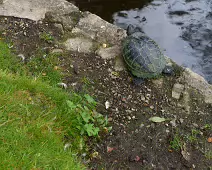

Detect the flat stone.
xmin=0 ymin=0 xmax=78 ymax=21
xmin=96 ymin=45 xmax=121 ymax=59
xmin=172 ymin=83 xmax=184 ymax=99
xmin=114 ymin=55 xmax=126 ymax=71
xmin=63 ymin=37 xmax=94 ymax=53
xmin=51 ymin=49 xmax=63 ymax=54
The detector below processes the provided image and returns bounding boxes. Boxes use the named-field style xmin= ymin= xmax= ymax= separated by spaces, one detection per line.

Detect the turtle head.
xmin=127 ymin=24 xmax=144 ymax=35
xmin=162 ymin=65 xmax=175 ymax=76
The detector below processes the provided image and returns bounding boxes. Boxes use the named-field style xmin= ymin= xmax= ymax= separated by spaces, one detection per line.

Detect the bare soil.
xmin=1 ymin=16 xmax=211 ymax=170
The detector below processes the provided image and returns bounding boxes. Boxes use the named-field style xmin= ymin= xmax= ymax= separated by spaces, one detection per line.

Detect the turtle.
xmin=122 ymin=24 xmax=174 ymax=84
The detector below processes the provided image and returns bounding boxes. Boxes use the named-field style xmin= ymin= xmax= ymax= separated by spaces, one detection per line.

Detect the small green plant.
xmin=39 ymin=32 xmax=54 ymax=43
xmin=81 ymin=76 xmax=92 ymax=86
xmin=187 ymin=129 xmax=200 ymax=143
xmin=67 ymin=94 xmax=110 ymax=137
xmin=170 ymin=134 xmax=183 ymax=151
xmin=205 ymin=151 xmax=212 ymax=160
xmin=203 ymin=124 xmax=212 ymax=130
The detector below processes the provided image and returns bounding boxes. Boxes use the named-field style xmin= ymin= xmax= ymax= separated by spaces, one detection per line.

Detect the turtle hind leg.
xmin=133 ymin=77 xmax=145 ymax=85
xmin=162 ymin=65 xmax=174 ymax=76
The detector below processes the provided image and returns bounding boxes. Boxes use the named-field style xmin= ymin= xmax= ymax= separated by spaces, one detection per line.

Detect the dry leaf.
xmin=107 ymin=146 xmax=115 ymax=153
xmin=149 ymin=116 xmax=166 ymax=123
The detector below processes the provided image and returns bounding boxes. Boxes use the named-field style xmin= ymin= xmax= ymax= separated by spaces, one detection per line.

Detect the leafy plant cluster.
xmin=67 ymin=94 xmax=111 ymax=137
xmin=39 ymin=32 xmax=54 ymax=43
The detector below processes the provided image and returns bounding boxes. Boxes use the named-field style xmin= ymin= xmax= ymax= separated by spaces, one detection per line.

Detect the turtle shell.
xmin=122 ymin=32 xmax=166 ymax=78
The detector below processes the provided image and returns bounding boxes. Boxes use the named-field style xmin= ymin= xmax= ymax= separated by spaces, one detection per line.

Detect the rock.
xmin=96 ymin=45 xmax=121 ymax=60
xmin=182 ymin=68 xmax=212 ymax=104
xmin=51 ymin=49 xmax=63 ymax=54
xmin=183 ymin=91 xmax=190 ymax=114
xmin=127 ymin=116 xmax=131 ymax=120
xmin=170 ymin=119 xmax=177 ymax=127
xmin=0 ymin=0 xmax=78 ymax=21
xmin=150 ymin=105 xmax=154 ymax=110
xmin=63 ymin=37 xmax=94 ymax=53
xmin=54 ymin=23 xmax=64 ymax=35
xmin=114 ymin=55 xmax=126 ymax=71
xmin=72 ymin=11 xmax=127 ymax=45
xmin=45 ymin=9 xmax=82 ymax=31
xmin=172 ymin=83 xmax=184 ymax=99
xmin=141 ymin=95 xmax=146 ymax=101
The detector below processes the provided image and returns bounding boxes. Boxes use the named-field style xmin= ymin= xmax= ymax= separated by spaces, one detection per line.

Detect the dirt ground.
xmin=1 ymin=16 xmax=211 ymax=170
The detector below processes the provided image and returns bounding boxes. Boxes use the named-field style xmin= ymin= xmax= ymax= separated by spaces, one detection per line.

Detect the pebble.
xmin=161 ymin=109 xmax=165 ymax=113
xmin=170 ymin=119 xmax=177 ymax=127
xmin=141 ymin=95 xmax=146 ymax=101
xmin=192 ymin=123 xmax=199 ymax=128
xmin=179 ymin=118 xmax=184 ymax=124
xmin=146 ymin=93 xmax=151 ymax=97
xmin=140 ymin=124 xmax=144 ymax=128
xmin=127 ymin=116 xmax=131 ymax=120
xmin=147 ymin=88 xmax=151 ymax=92
xmin=150 ymin=105 xmax=154 ymax=109
xmin=166 ymin=129 xmax=170 ymax=133
xmin=108 ymin=117 xmax=113 ymax=122
xmin=105 ymin=101 xmax=110 ymax=109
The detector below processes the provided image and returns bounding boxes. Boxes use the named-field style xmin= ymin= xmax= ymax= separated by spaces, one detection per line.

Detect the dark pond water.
xmin=70 ymin=0 xmax=212 ymax=84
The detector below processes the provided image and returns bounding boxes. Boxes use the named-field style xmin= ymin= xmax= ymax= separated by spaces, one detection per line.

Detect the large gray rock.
xmin=182 ymin=68 xmax=212 ymax=104
xmin=72 ymin=12 xmax=127 ymax=45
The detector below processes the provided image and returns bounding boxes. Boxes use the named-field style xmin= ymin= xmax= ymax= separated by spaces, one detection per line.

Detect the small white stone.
xmin=17 ymin=54 xmax=25 ymax=61
xmin=57 ymin=82 xmax=67 ymax=89
xmin=150 ymin=105 xmax=154 ymax=109
xmin=105 ymin=101 xmax=110 ymax=109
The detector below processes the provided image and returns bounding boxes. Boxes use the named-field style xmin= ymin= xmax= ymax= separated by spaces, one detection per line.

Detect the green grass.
xmin=26 ymin=51 xmax=62 ymax=86
xmin=0 ymin=40 xmax=23 ymax=73
xmin=0 ymin=70 xmax=85 ymax=169
xmin=0 ymin=39 xmax=108 ymax=169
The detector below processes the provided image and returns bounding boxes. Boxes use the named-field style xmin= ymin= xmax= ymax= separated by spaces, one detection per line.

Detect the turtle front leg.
xmin=133 ymin=77 xmax=145 ymax=85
